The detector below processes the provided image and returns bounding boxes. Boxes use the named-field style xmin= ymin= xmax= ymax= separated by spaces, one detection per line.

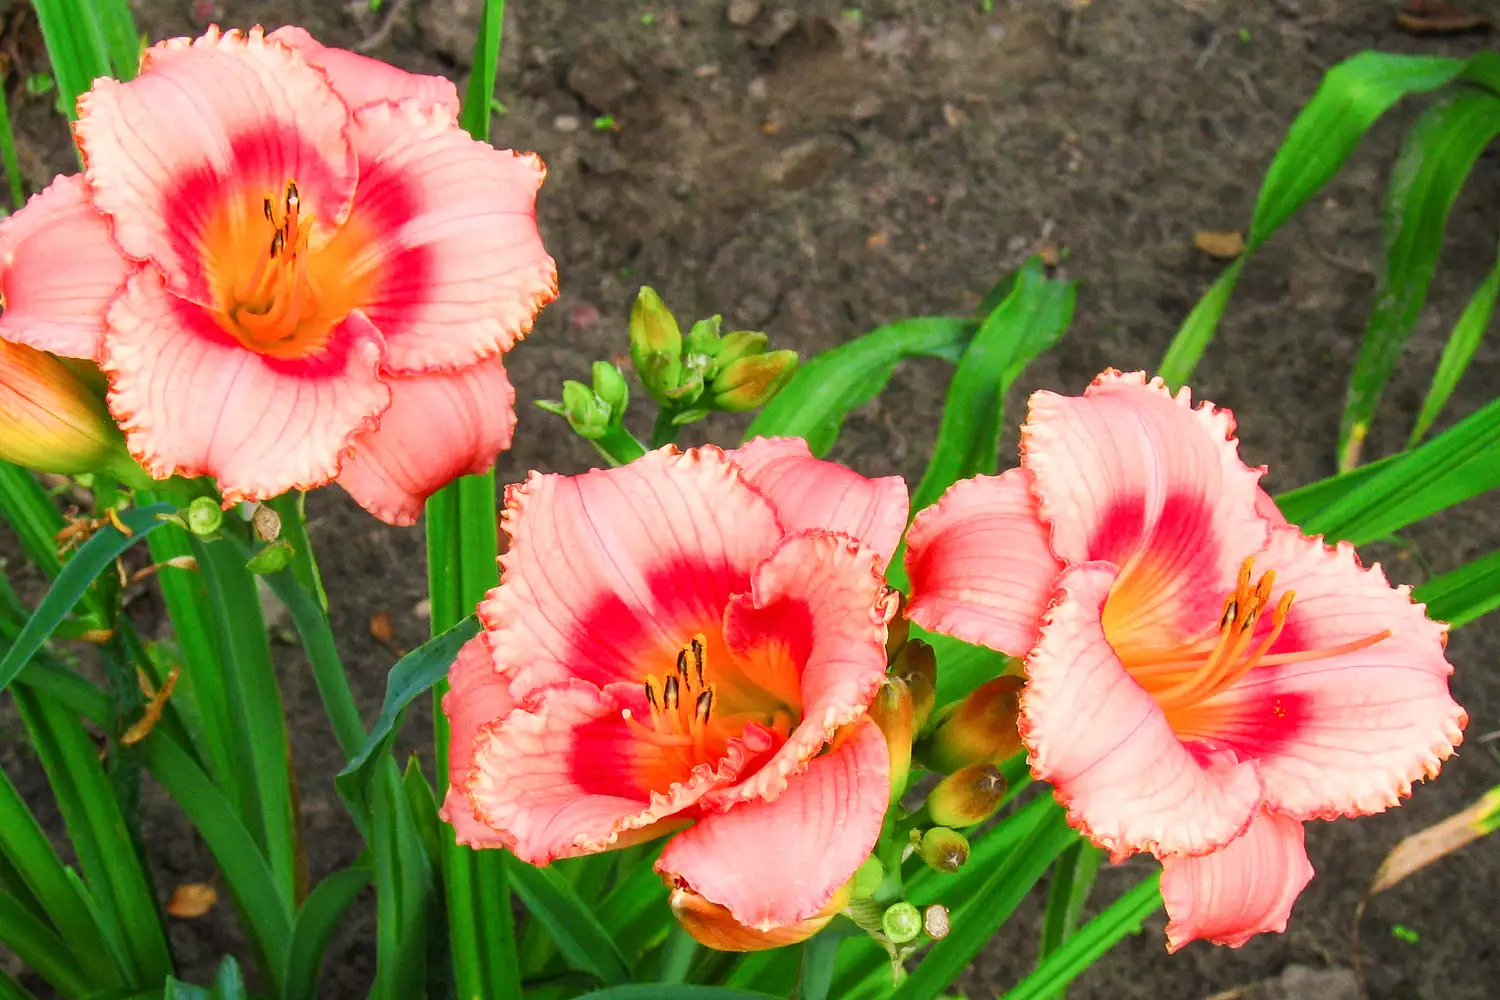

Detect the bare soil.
xmin=2 ymin=0 xmax=1498 ymax=997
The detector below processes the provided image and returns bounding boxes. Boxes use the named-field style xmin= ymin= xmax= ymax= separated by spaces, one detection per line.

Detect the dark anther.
xmin=695 ymin=689 xmax=712 ymax=723
xmin=1219 ymin=600 xmax=1238 ymax=631
xmin=286 ymin=181 xmax=300 ymax=211
xmin=262 ymin=196 xmax=274 ymax=221
xmin=676 ymin=649 xmax=690 ymax=684
xmin=663 ymin=675 xmax=680 ymax=711
xmin=1242 ymin=607 xmax=1258 ymax=631
xmin=644 ymin=681 xmax=658 ymax=710
xmin=269 ymin=229 xmax=286 ymax=258
xmin=690 ymin=637 xmax=706 ymax=687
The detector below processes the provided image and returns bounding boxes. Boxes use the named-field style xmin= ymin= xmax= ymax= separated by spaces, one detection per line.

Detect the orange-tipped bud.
xmin=918 ymin=827 xmax=970 ymax=874
xmin=0 ymin=339 xmax=135 ymax=480
xmin=918 ymin=674 xmax=1024 ymax=773
xmin=926 ymin=762 xmax=1007 ymax=828
xmin=867 ymin=676 xmax=913 ymax=805
xmin=710 ymin=350 xmax=797 ymax=412
xmin=668 ymin=877 xmax=854 ymax=952
xmin=884 ymin=592 xmax=910 ymax=658
xmin=890 ymin=638 xmax=937 ymax=733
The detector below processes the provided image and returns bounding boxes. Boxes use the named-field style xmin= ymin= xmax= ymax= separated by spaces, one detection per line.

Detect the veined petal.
xmin=729 ymin=437 xmax=909 ymax=565
xmin=1160 ymin=810 xmax=1313 ymax=952
xmin=1022 ymin=370 xmax=1270 ymax=650
xmin=333 ymin=100 xmax=557 ymax=373
xmin=75 ymin=26 xmax=356 ymax=304
xmin=102 ymin=268 xmax=389 ymax=503
xmin=463 ymin=680 xmax=766 ymax=863
xmin=905 ymin=468 xmax=1061 ymax=657
xmin=438 ymin=632 xmax=515 ymax=848
xmin=267 ymin=26 xmax=460 ymax=116
xmin=707 ymin=531 xmax=896 ymax=807
xmin=658 ymin=718 xmax=889 ymax=930
xmin=1024 ymin=563 xmax=1262 ymax=861
xmin=339 ymin=356 xmax=516 ymax=526
xmin=1179 ymin=528 xmax=1465 ymax=821
xmin=479 ymin=446 xmax=783 ymax=699
xmin=0 ymin=174 xmax=132 ymax=359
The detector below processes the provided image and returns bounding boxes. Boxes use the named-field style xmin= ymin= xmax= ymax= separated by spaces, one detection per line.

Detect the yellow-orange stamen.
xmin=629 ymin=634 xmax=717 ymax=758
xmin=224 ymin=180 xmax=325 ymax=352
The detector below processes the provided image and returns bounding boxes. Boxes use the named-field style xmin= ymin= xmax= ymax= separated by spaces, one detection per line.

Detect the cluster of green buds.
xmin=629 ymin=286 xmax=798 ymax=425
xmin=537 ymin=360 xmax=630 ymax=442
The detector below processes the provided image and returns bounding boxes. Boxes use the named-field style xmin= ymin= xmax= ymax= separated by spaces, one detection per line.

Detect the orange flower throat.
xmin=624 ymin=634 xmax=719 ymax=761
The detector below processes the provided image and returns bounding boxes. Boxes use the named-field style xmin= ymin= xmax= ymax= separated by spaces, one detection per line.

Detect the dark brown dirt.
xmin=2 ymin=0 xmax=1499 ymax=997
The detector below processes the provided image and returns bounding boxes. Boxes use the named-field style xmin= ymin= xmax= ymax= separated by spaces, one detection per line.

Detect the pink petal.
xmin=705 ymin=531 xmax=897 ymax=808
xmin=0 ymin=174 xmax=132 ymax=359
xmin=438 ymin=632 xmax=515 ymax=848
xmin=1179 ymin=528 xmax=1465 ymax=821
xmin=1024 ymin=563 xmax=1262 ymax=861
xmin=1160 ymin=809 xmax=1313 ymax=951
xmin=101 ymin=268 xmax=389 ymax=503
xmin=267 ymin=26 xmax=461 ymax=116
xmin=339 ymin=356 xmax=516 ymax=526
xmin=1022 ymin=370 xmax=1270 ymax=648
xmin=729 ymin=437 xmax=909 ymax=565
xmin=658 ymin=717 xmax=889 ymax=930
xmin=334 ymin=100 xmax=557 ymax=373
xmin=1255 ymin=487 xmax=1288 ymax=529
xmin=904 ymin=468 xmax=1061 ymax=657
xmin=75 ymin=26 xmax=356 ymax=305
xmin=462 ymin=680 xmax=765 ymax=863
xmin=478 ymin=446 xmax=783 ymax=699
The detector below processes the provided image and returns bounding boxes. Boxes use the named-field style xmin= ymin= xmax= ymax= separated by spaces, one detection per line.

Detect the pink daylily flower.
xmin=904 ymin=370 xmax=1466 ymax=951
xmin=0 ymin=26 xmax=555 ymax=521
xmin=440 ymin=439 xmax=908 ymax=944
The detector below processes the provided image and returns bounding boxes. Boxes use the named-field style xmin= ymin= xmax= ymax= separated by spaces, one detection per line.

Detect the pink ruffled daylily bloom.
xmin=440 ymin=439 xmax=909 ymax=945
xmin=904 ymin=370 xmax=1466 ymax=951
xmin=0 ymin=26 xmax=556 ymax=522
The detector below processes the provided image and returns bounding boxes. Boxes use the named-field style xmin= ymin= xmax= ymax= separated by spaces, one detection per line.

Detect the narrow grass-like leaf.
xmin=797 ymin=930 xmax=842 ymax=1000
xmin=1414 ymin=549 xmax=1500 ymax=628
xmin=371 ymin=766 xmax=432 ymax=1000
xmin=571 ymin=989 xmax=779 ymax=1000
xmin=0 ymin=88 xmax=25 ymax=210
xmin=1273 ymin=453 xmax=1398 ymax=527
xmin=281 ymin=867 xmax=371 ymax=1000
xmin=1159 ymin=53 xmax=1466 ymax=388
xmin=910 ymin=259 xmax=1076 ymax=514
xmin=210 ymin=956 xmax=246 ymax=1000
xmin=1409 ymin=239 xmax=1500 ymax=446
xmin=0 ymin=502 xmax=170 ymax=694
xmin=0 ymin=890 xmax=93 ymax=998
xmin=1036 ymin=842 xmax=1105 ymax=998
xmin=509 ymin=862 xmax=633 ymax=986
xmin=747 ymin=318 xmax=978 ymax=453
xmin=0 ymin=462 xmax=64 ymax=578
xmin=0 ymin=968 xmax=38 ymax=1000
xmin=1338 ymin=87 xmax=1500 ymax=470
xmin=89 ymin=0 xmax=141 ymax=81
xmin=30 ymin=0 xmax=113 ymax=120
xmin=1001 ymin=875 xmax=1163 ymax=1000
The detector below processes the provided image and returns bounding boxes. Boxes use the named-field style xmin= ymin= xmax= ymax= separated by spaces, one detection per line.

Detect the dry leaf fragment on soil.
xmin=369 ymin=610 xmax=395 ymax=644
xmin=166 ymin=882 xmax=218 ymax=918
xmin=1194 ymin=229 xmax=1246 ymax=259
xmin=121 ymin=665 xmax=179 ymax=746
xmin=1368 ymin=785 xmax=1500 ymax=895
xmin=1397 ymin=0 xmax=1492 ymax=34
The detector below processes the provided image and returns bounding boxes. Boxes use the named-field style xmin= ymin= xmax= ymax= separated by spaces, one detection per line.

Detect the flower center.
xmin=1119 ymin=557 xmax=1391 ymax=717
xmin=623 ymin=634 xmax=720 ymax=761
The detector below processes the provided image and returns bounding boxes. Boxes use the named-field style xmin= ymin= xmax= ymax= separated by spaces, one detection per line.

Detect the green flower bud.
xmin=714 ymin=330 xmax=768 ymax=369
xmin=662 ymin=373 xmax=704 ymax=407
xmin=918 ymin=827 xmax=970 ymax=874
xmin=186 ymin=497 xmax=224 ymax=537
xmin=881 ymin=902 xmax=922 ymax=944
xmin=591 ymin=361 xmax=629 ymax=416
xmin=629 ymin=286 xmax=683 ymax=404
xmin=866 ymin=676 xmax=913 ymax=805
xmin=560 ymin=380 xmax=613 ymax=440
xmin=852 ymin=856 xmax=885 ymax=900
xmin=710 ymin=350 xmax=797 ymax=412
xmin=891 ymin=638 xmax=937 ymax=733
xmin=919 ymin=674 xmax=1024 ymax=774
xmin=246 ymin=539 xmax=294 ymax=575
xmin=684 ymin=315 xmax=723 ymax=357
xmin=926 ymin=762 xmax=1007 ymax=828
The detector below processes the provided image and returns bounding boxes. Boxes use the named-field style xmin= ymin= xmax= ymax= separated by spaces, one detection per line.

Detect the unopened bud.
xmin=852 ymin=856 xmax=885 ymax=900
xmin=684 ymin=315 xmax=723 ymax=357
xmin=884 ymin=593 xmax=910 ymax=658
xmin=867 ymin=677 xmax=913 ymax=805
xmin=246 ymin=539 xmax=294 ymax=575
xmin=0 ymin=339 xmax=131 ymax=478
xmin=891 ymin=638 xmax=937 ymax=733
xmin=185 ymin=497 xmax=223 ymax=536
xmin=881 ymin=902 xmax=922 ymax=944
xmin=251 ymin=503 xmax=281 ymax=542
xmin=629 ymin=286 xmax=683 ymax=404
xmin=714 ymin=329 xmax=768 ymax=369
xmin=545 ymin=380 xmax=611 ymax=440
xmin=919 ymin=827 xmax=970 ymax=874
xmin=711 ymin=350 xmax=797 ymax=412
xmin=920 ymin=675 xmax=1024 ymax=773
xmin=923 ymin=904 xmax=950 ymax=940
xmin=591 ymin=361 xmax=629 ymax=415
xmin=662 ymin=372 xmax=704 ymax=407
xmin=927 ymin=762 xmax=1007 ymax=828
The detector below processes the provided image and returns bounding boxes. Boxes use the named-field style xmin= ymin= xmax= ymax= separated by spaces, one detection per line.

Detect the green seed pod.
xmin=186 ymin=496 xmax=224 ymax=537
xmin=881 ymin=902 xmax=922 ymax=944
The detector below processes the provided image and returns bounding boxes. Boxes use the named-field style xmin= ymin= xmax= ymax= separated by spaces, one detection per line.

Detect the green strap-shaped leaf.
xmin=509 ymin=862 xmax=633 ymax=986
xmin=209 ymin=957 xmax=246 ymax=1000
xmin=281 ymin=867 xmax=372 ymax=1000
xmin=1160 ymin=52 xmax=1466 ymax=387
xmin=0 ymin=502 xmax=171 ymax=695
xmin=570 ymin=988 xmax=780 ymax=1000
xmin=1000 ymin=875 xmax=1163 ymax=1000
xmin=1409 ymin=237 xmax=1500 ymax=447
xmin=0 ymin=462 xmax=65 ymax=578
xmin=1414 ymin=549 xmax=1500 ymax=629
xmin=746 ymin=317 xmax=979 ymax=453
xmin=1338 ymin=86 xmax=1500 ymax=470
xmin=1035 ymin=841 xmax=1105 ymax=999
xmin=910 ymin=259 xmax=1076 ymax=515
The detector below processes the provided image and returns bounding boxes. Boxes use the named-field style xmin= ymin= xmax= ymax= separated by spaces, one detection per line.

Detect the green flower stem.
xmin=593 ymin=425 xmax=649 ymax=467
